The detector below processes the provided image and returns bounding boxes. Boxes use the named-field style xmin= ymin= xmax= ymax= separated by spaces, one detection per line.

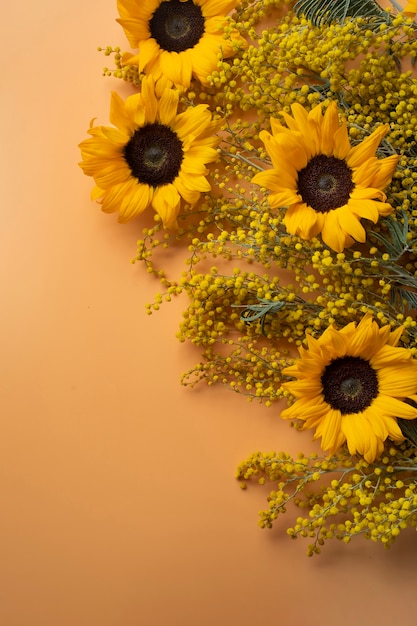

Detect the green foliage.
xmin=293 ymin=0 xmax=390 ymax=26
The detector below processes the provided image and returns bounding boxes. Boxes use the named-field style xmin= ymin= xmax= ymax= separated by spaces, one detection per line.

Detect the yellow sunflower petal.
xmin=280 ymin=103 xmax=310 ymax=133
xmin=140 ymin=75 xmax=159 ymax=123
xmin=313 ymin=408 xmax=343 ymax=452
xmin=259 ymin=131 xmax=309 ymax=172
xmin=372 ymin=395 xmax=417 ymax=420
xmin=355 ymin=155 xmax=400 ymax=190
xmin=387 ymin=325 xmax=405 ymax=347
xmin=152 ymin=184 xmax=181 ymax=227
xmin=117 ymin=181 xmax=154 ymax=222
xmin=268 ymin=188 xmax=302 ymax=207
xmin=341 ymin=412 xmax=382 ymax=461
xmin=186 ymin=144 xmax=219 ymax=164
xmin=332 ymin=121 xmax=352 ymax=160
xmin=364 ymin=409 xmax=389 ymax=441
xmin=173 ymin=105 xmax=213 ymax=141
xmin=350 ymin=186 xmax=386 ymax=201
xmin=157 ymin=87 xmax=180 ymax=126
xmin=290 ymin=103 xmax=321 ymax=156
xmin=371 ymin=343 xmax=415 ymax=368
xmin=191 ymin=42 xmax=221 ymax=82
xmin=284 ymin=203 xmax=324 ymax=239
xmin=378 ymin=365 xmax=417 ymax=396
xmin=335 ymin=207 xmax=366 ymax=244
xmin=320 ymin=101 xmax=344 ymax=156
xmin=346 ymin=197 xmax=387 ymax=222
xmin=196 ymin=0 xmax=239 ymax=16
xmin=319 ymin=324 xmax=349 ymax=355
xmin=347 ymin=124 xmax=389 ymax=169
xmin=116 ymin=18 xmax=149 ymax=49
xmin=161 ymin=50 xmax=193 ymax=88
xmin=121 ymin=93 xmax=145 ymax=129
xmin=321 ymin=211 xmax=350 ymax=252
xmin=283 ymin=378 xmax=323 ymax=397
xmin=89 ymin=162 xmax=131 ymax=188
xmin=109 ymin=91 xmax=135 ymax=135
xmin=137 ymin=38 xmax=161 ymax=73
xmin=280 ymin=396 xmax=328 ymax=421
xmin=174 ymin=173 xmax=202 ymax=205
xmin=403 ymin=1 xmax=417 ymax=15
xmin=342 ymin=314 xmax=381 ymax=357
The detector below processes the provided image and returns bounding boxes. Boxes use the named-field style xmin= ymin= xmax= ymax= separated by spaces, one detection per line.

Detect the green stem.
xmin=219 ymin=148 xmax=264 ymax=170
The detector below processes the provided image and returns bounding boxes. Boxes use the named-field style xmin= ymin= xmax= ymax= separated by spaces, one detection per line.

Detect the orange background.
xmin=3 ymin=1 xmax=417 ymax=625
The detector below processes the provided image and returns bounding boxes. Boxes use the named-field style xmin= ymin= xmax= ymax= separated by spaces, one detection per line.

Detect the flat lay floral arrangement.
xmin=79 ymin=0 xmax=417 ymax=555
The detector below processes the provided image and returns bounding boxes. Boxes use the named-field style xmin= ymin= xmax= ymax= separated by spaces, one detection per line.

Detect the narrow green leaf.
xmin=235 ymin=299 xmax=286 ymax=323
xmin=293 ymin=0 xmax=389 ymax=26
xmin=398 ymin=417 xmax=417 ymax=448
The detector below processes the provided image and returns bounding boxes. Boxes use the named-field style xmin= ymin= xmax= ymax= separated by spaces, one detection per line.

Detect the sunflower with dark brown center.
xmin=117 ymin=0 xmax=247 ymax=88
xmin=252 ymin=101 xmax=400 ymax=252
xmin=281 ymin=315 xmax=417 ymax=463
xmin=79 ymin=75 xmax=221 ymax=227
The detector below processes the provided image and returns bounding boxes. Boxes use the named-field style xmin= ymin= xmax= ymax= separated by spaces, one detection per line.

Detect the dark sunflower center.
xmin=297 ymin=154 xmax=354 ymax=213
xmin=321 ymin=356 xmax=379 ymax=415
xmin=123 ymin=123 xmax=184 ymax=186
xmin=149 ymin=0 xmax=205 ymax=53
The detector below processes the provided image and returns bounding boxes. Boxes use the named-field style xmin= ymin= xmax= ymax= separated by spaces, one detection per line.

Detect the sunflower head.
xmin=117 ymin=0 xmax=247 ymax=88
xmin=252 ymin=101 xmax=400 ymax=252
xmin=148 ymin=0 xmax=205 ymax=53
xmin=78 ymin=75 xmax=221 ymax=227
xmin=281 ymin=315 xmax=417 ymax=462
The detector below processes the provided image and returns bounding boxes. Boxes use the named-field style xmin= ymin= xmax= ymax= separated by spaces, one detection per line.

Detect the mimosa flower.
xmin=78 ymin=76 xmax=221 ymax=227
xmin=281 ymin=315 xmax=417 ymax=463
xmin=116 ymin=0 xmax=246 ymax=88
xmin=252 ymin=101 xmax=400 ymax=252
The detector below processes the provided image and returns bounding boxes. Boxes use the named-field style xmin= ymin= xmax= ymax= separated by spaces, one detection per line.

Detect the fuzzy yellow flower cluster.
xmin=80 ymin=0 xmax=417 ymax=554
xmin=236 ymin=443 xmax=417 ymax=556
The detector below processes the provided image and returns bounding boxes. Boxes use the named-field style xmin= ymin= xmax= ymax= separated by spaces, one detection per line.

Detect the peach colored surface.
xmin=2 ymin=1 xmax=417 ymax=625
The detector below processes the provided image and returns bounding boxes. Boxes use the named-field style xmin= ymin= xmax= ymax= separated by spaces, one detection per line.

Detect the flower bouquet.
xmin=79 ymin=0 xmax=417 ymax=555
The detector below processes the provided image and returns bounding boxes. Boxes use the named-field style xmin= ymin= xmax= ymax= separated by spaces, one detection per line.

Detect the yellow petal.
xmin=152 ymin=184 xmax=181 ymax=227
xmin=314 ymin=408 xmax=343 ymax=452
xmin=321 ymin=211 xmax=350 ymax=252
xmin=137 ymin=38 xmax=161 ymax=73
xmin=347 ymin=124 xmax=389 ymax=169
xmin=117 ymin=181 xmax=153 ymax=222
xmin=320 ymin=101 xmax=342 ymax=156
xmin=284 ymin=203 xmax=323 ymax=239
xmin=159 ymin=49 xmax=193 ymax=88
xmin=372 ymin=395 xmax=417 ymax=419
xmin=156 ymin=87 xmax=179 ymax=126
xmin=335 ymin=208 xmax=366 ymax=243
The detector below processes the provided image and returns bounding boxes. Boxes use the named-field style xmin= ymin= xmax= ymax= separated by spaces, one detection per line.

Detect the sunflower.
xmin=252 ymin=101 xmax=400 ymax=253
xmin=116 ymin=0 xmax=246 ymax=88
xmin=78 ymin=76 xmax=221 ymax=227
xmin=281 ymin=315 xmax=417 ymax=463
